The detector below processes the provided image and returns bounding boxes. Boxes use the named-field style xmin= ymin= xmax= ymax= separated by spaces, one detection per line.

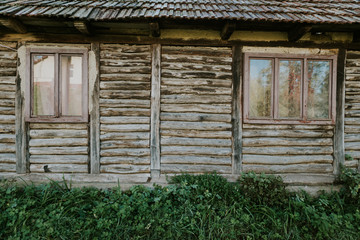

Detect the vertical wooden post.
xmin=334 ymin=49 xmax=346 ymax=175
xmin=16 ymin=42 xmax=27 ymax=173
xmin=150 ymin=44 xmax=161 ymax=178
xmin=232 ymin=46 xmax=243 ymax=175
xmin=90 ymin=43 xmax=100 ymax=174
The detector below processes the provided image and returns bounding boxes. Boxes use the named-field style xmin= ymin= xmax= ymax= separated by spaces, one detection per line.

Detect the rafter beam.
xmin=149 ymin=22 xmax=160 ymax=37
xmin=288 ymin=25 xmax=312 ymax=42
xmin=74 ymin=21 xmax=90 ymax=35
xmin=221 ymin=22 xmax=236 ymax=40
xmin=0 ymin=18 xmax=26 ymax=33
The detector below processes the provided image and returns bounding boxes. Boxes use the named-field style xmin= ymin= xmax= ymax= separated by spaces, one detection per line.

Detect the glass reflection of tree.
xmin=308 ymin=61 xmax=329 ymax=119
xmin=257 ymin=65 xmax=272 ymax=117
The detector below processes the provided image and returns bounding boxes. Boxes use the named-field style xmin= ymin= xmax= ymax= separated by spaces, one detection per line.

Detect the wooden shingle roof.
xmin=0 ymin=0 xmax=359 ymax=24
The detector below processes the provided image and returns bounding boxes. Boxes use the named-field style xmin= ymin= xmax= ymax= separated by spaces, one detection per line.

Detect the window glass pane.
xmin=32 ymin=55 xmax=55 ymax=116
xmin=279 ymin=60 xmax=302 ymax=118
xmin=61 ymin=56 xmax=83 ymax=116
xmin=307 ymin=60 xmax=330 ymax=119
xmin=249 ymin=59 xmax=272 ymax=118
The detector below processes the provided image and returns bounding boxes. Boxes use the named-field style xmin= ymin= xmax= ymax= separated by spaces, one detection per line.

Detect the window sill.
xmin=243 ymin=118 xmax=335 ymax=125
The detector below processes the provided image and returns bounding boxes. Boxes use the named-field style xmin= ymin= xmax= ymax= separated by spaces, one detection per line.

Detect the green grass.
xmin=1 ymin=169 xmax=360 ymax=240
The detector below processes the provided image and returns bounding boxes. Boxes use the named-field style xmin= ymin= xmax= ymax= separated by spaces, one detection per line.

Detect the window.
xmin=244 ymin=53 xmax=336 ymax=124
xmin=26 ymin=49 xmax=88 ymax=122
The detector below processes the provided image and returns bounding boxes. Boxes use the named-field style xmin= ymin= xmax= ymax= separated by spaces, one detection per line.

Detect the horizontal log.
xmin=30 ymin=164 xmax=88 ymax=173
xmin=161 ymin=86 xmax=232 ymax=95
xmin=100 ymin=90 xmax=150 ymax=99
xmin=0 ymin=76 xmax=16 ymax=85
xmin=161 ymin=121 xmax=231 ymax=131
xmin=242 ymin=124 xmax=334 ymax=130
xmin=0 ymin=153 xmax=15 ymax=163
xmin=30 ymin=155 xmax=88 ymax=164
xmin=0 ymin=85 xmax=15 ymax=92
xmin=345 ymin=125 xmax=360 ymax=133
xmin=161 ymin=137 xmax=231 ymax=147
xmin=100 ymin=124 xmax=150 ymax=132
xmin=243 ymin=164 xmax=333 ymax=174
xmin=100 ymin=81 xmax=150 ymax=90
xmin=161 ymin=104 xmax=231 ymax=114
xmin=0 ymin=134 xmax=15 ymax=143
xmin=29 ymin=147 xmax=88 ymax=155
xmin=162 ymin=78 xmax=231 ymax=87
xmin=345 ymin=110 xmax=360 ymax=117
xmin=0 ymin=91 xmax=15 ymax=99
xmin=100 ymin=148 xmax=150 ymax=157
xmin=243 ymin=130 xmax=334 ymax=138
xmin=345 ymin=134 xmax=360 ymax=142
xmin=0 ymin=99 xmax=14 ymax=107
xmin=277 ymin=173 xmax=335 ymax=185
xmin=100 ymin=156 xmax=150 ymax=165
xmin=100 ymin=164 xmax=150 ymax=174
xmin=162 ymin=54 xmax=232 ymax=65
xmin=0 ymin=115 xmax=15 ymax=123
xmin=162 ymin=46 xmax=231 ymax=57
xmin=0 ymin=52 xmax=17 ymax=60
xmin=346 ymin=74 xmax=360 ymax=81
xmin=242 ymin=146 xmax=333 ymax=155
xmin=29 ymin=123 xmax=88 ymax=130
xmin=243 ymin=137 xmax=333 ymax=147
xmin=161 ymin=164 xmax=232 ymax=174
xmin=101 ymin=139 xmax=149 ymax=149
xmin=242 ymin=154 xmax=333 ymax=165
xmin=100 ymin=108 xmax=150 ymax=117
xmin=100 ymin=73 xmax=150 ymax=82
xmin=344 ymin=160 xmax=359 ymax=168
xmin=100 ymin=116 xmax=150 ymax=124
xmin=29 ymin=138 xmax=88 ymax=147
xmin=100 ymin=44 xmax=150 ymax=52
xmin=345 ymin=151 xmax=360 ymax=159
xmin=160 ymin=112 xmax=231 ymax=123
xmin=161 ymin=155 xmax=231 ymax=165
xmin=0 ymin=107 xmax=14 ymax=115
xmin=100 ymin=59 xmax=150 ymax=67
xmin=160 ymin=129 xmax=231 ymax=138
xmin=346 ymin=67 xmax=360 ymax=74
xmin=345 ymin=118 xmax=360 ymax=125
xmin=100 ymin=132 xmax=149 ymax=140
xmin=161 ymin=146 xmax=232 ymax=156
xmin=100 ymin=53 xmax=151 ymax=62
xmin=99 ymin=99 xmax=150 ymax=108
xmin=0 ymin=163 xmax=15 ymax=172
xmin=30 ymin=130 xmax=88 ymax=138
xmin=345 ymin=142 xmax=360 ymax=150
xmin=0 ymin=124 xmax=15 ymax=133
xmin=0 ymin=69 xmax=16 ymax=77
xmin=0 ymin=143 xmax=15 ymax=153
xmin=162 ymin=62 xmax=231 ymax=72
xmin=160 ymin=94 xmax=232 ymax=104
xmin=100 ymin=66 xmax=151 ymax=75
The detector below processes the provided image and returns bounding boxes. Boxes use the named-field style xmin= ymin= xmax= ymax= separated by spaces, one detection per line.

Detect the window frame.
xmin=25 ymin=48 xmax=88 ymax=123
xmin=243 ymin=53 xmax=337 ymax=125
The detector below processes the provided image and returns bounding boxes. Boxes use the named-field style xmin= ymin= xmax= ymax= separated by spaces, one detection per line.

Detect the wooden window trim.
xmin=25 ymin=48 xmax=88 ymax=123
xmin=243 ymin=52 xmax=337 ymax=125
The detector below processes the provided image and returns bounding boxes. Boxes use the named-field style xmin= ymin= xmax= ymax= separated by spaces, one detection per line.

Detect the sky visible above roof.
xmin=0 ymin=0 xmax=359 ymax=24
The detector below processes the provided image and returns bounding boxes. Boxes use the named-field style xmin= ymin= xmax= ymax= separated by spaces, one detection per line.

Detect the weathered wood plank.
xmin=344 ymin=160 xmax=359 ymax=168
xmin=101 ymin=156 xmax=150 ymax=165
xmin=160 ymin=94 xmax=232 ymax=104
xmin=345 ymin=134 xmax=360 ymax=142
xmin=345 ymin=142 xmax=360 ymax=150
xmin=99 ymin=99 xmax=150 ymax=108
xmin=242 ymin=146 xmax=333 ymax=155
xmin=100 ymin=116 xmax=150 ymax=124
xmin=161 ymin=86 xmax=232 ymax=95
xmin=0 ymin=143 xmax=15 ymax=153
xmin=0 ymin=163 xmax=16 ymax=172
xmin=243 ymin=164 xmax=333 ymax=174
xmin=0 ymin=153 xmax=16 ymax=163
xmin=242 ymin=155 xmax=333 ymax=165
xmin=160 ymin=112 xmax=231 ymax=122
xmin=243 ymin=130 xmax=334 ymax=138
xmin=243 ymin=137 xmax=333 ymax=147
xmin=30 ymin=155 xmax=88 ymax=164
xmin=161 ymin=104 xmax=231 ymax=114
xmin=345 ymin=151 xmax=360 ymax=159
xmin=29 ymin=147 xmax=88 ymax=155
xmin=100 ymin=108 xmax=150 ymax=116
xmin=30 ymin=164 xmax=88 ymax=173
xmin=161 ymin=79 xmax=231 ymax=87
xmin=101 ymin=164 xmax=150 ymax=174
xmin=161 ymin=155 xmax=231 ymax=165
xmin=161 ymin=146 xmax=232 ymax=156
xmin=161 ymin=137 xmax=231 ymax=146
xmin=161 ymin=121 xmax=231 ymax=131
xmin=100 ymin=81 xmax=150 ymax=90
xmin=100 ymin=132 xmax=149 ymax=140
xmin=345 ymin=125 xmax=360 ymax=133
xmin=100 ymin=90 xmax=150 ymax=99
xmin=0 ymin=115 xmax=15 ymax=124
xmin=100 ymin=73 xmax=150 ymax=82
xmin=29 ymin=123 xmax=88 ymax=130
xmin=161 ymin=164 xmax=232 ymax=174
xmin=162 ymin=62 xmax=231 ymax=72
xmin=101 ymin=140 xmax=149 ymax=149
xmin=100 ymin=148 xmax=150 ymax=157
xmin=160 ymin=129 xmax=231 ymax=138
xmin=161 ymin=54 xmax=232 ymax=65
xmin=29 ymin=138 xmax=88 ymax=147
xmin=344 ymin=118 xmax=360 ymax=125
xmin=161 ymin=46 xmax=231 ymax=57
xmin=100 ymin=124 xmax=150 ymax=132
xmin=30 ymin=130 xmax=88 ymax=138
xmin=0 ymin=99 xmax=15 ymax=107
xmin=278 ymin=173 xmax=335 ymax=185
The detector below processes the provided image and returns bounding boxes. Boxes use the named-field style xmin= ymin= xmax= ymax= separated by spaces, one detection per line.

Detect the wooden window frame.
xmin=243 ymin=53 xmax=337 ymax=125
xmin=25 ymin=48 xmax=88 ymax=123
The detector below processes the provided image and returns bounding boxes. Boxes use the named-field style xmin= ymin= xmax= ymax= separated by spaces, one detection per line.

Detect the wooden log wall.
xmin=29 ymin=123 xmax=89 ymax=173
xmin=160 ymin=46 xmax=233 ymax=174
xmin=242 ymin=124 xmax=335 ymax=184
xmin=344 ymin=51 xmax=360 ymax=171
xmin=99 ymin=44 xmax=151 ymax=174
xmin=0 ymin=42 xmax=17 ymax=173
